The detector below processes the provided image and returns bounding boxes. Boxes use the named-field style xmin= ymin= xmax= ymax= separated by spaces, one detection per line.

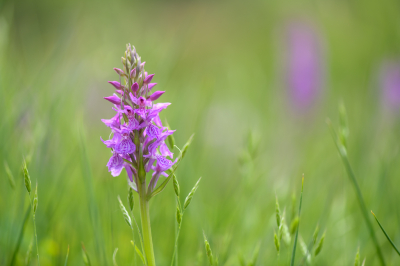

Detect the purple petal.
xmin=160 ymin=142 xmax=173 ymax=158
xmin=108 ymin=81 xmax=121 ymax=90
xmin=148 ymin=91 xmax=165 ymax=101
xmin=144 ymin=74 xmax=154 ymax=84
xmin=147 ymin=83 xmax=157 ymax=92
xmin=104 ymin=95 xmax=121 ymax=105
xmin=131 ymin=82 xmax=139 ymax=93
xmin=107 ymin=153 xmax=124 ymax=177
xmin=115 ymin=138 xmax=136 ymax=154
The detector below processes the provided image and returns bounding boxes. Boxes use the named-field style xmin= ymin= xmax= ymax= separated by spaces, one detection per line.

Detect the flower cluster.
xmin=101 ymin=44 xmax=176 ymax=192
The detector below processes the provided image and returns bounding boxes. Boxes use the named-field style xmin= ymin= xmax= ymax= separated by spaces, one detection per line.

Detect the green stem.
xmin=139 ymin=181 xmax=156 ymax=266
xmin=33 ymin=215 xmax=40 ymax=265
xmin=341 ymin=155 xmax=386 ymax=265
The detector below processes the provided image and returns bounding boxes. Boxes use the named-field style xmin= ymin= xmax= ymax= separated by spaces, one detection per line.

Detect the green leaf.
xmin=131 ymin=241 xmax=146 ymax=265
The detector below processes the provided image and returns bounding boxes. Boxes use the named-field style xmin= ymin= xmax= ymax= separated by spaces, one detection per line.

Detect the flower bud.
xmin=148 ymin=91 xmax=165 ymax=101
xmin=131 ymin=82 xmax=139 ymax=93
xmin=144 ymin=74 xmax=154 ymax=84
xmin=108 ymin=81 xmax=121 ymax=90
xmin=113 ymin=68 xmax=125 ymax=76
xmin=130 ymin=69 xmax=136 ymax=79
xmin=104 ymin=95 xmax=121 ymax=105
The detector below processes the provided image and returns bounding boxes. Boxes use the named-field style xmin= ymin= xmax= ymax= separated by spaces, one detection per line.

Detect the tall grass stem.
xmin=290 ymin=175 xmax=304 ymax=266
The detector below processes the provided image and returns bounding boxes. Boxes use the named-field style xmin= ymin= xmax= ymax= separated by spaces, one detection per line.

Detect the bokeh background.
xmin=1 ymin=0 xmax=400 ymax=265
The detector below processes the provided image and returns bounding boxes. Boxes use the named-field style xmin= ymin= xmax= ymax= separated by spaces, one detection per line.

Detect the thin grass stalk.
xmin=371 ymin=211 xmax=400 ymax=256
xmin=327 ymin=121 xmax=386 ymax=266
xmin=290 ymin=175 xmax=304 ymax=266
xmin=170 ymin=198 xmax=183 ymax=266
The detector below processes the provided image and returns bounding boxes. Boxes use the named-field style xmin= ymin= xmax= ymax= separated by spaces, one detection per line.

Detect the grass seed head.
xmin=118 ymin=196 xmax=132 ymax=228
xmin=313 ymin=224 xmax=320 ymax=245
xmin=314 ymin=231 xmax=325 ymax=256
xmin=127 ymin=187 xmax=134 ymax=211
xmin=275 ymin=195 xmax=281 ymax=227
xmin=33 ymin=182 xmax=38 ymax=214
xmin=173 ymin=175 xmax=180 ymax=197
xmin=290 ymin=216 xmax=299 ymax=235
xmin=23 ymin=160 xmax=31 ymax=193
xmin=274 ymin=231 xmax=280 ymax=253
xmin=176 ymin=206 xmax=182 ymax=224
xmin=184 ymin=177 xmax=201 ymax=210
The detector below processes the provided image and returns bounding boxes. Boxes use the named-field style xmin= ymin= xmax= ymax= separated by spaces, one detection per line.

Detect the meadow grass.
xmin=1 ymin=0 xmax=400 ymax=265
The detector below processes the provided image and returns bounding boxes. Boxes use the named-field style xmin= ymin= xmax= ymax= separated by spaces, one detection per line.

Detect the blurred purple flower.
xmin=380 ymin=60 xmax=400 ymax=112
xmin=285 ymin=21 xmax=323 ymax=111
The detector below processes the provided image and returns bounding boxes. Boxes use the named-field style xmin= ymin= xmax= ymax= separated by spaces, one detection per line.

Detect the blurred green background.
xmin=1 ymin=0 xmax=400 ymax=265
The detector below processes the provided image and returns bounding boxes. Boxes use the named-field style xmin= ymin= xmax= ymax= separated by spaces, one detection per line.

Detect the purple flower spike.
xmin=102 ymin=45 xmax=177 ymax=191
xmin=131 ymin=82 xmax=139 ymax=93
xmin=104 ymin=95 xmax=121 ymax=105
xmin=148 ymin=91 xmax=165 ymax=101
xmin=379 ymin=60 xmax=400 ymax=112
xmin=108 ymin=81 xmax=122 ymax=90
xmin=107 ymin=153 xmax=124 ymax=177
xmin=144 ymin=74 xmax=154 ymax=84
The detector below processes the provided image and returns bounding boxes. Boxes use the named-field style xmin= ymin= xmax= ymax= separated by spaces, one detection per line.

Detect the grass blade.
xmin=9 ymin=206 xmax=31 ymax=266
xmin=371 ymin=211 xmax=400 ymax=256
xmin=290 ymin=175 xmax=304 ymax=266
xmin=327 ymin=118 xmax=386 ymax=266
xmin=64 ymin=245 xmax=69 ymax=266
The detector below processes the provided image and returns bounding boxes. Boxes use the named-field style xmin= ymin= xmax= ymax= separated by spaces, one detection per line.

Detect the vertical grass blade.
xmin=327 ymin=119 xmax=386 ymax=266
xmin=290 ymin=175 xmax=304 ymax=266
xmin=371 ymin=211 xmax=400 ymax=256
xmin=64 ymin=245 xmax=69 ymax=266
xmin=9 ymin=205 xmax=31 ymax=266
